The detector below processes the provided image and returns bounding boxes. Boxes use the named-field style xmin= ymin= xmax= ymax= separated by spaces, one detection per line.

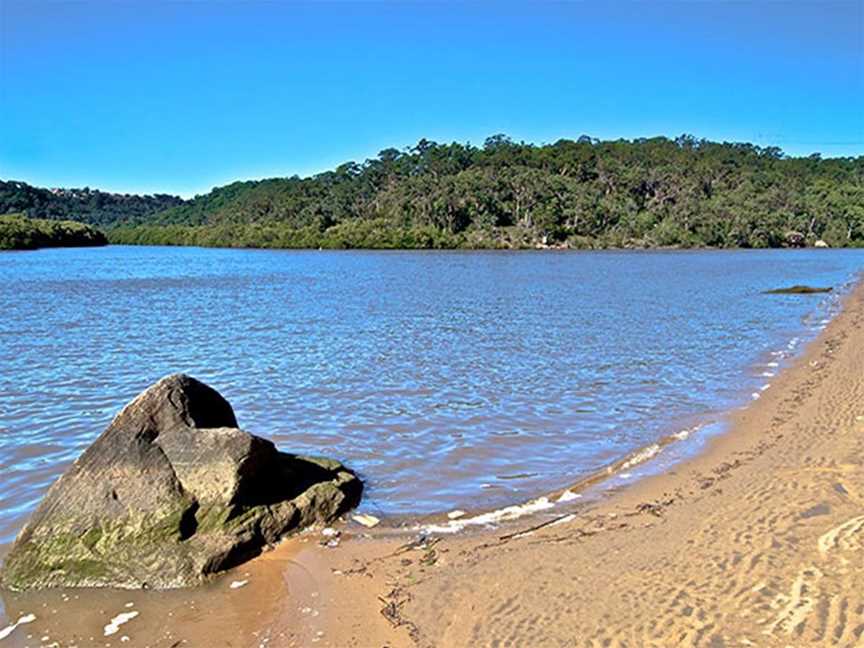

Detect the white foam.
xmin=447 ymin=509 xmax=466 ymax=519
xmin=552 ymin=513 xmax=576 ymax=526
xmin=422 ymin=496 xmax=556 ymax=534
xmin=556 ymin=490 xmax=580 ymax=503
xmin=752 ymin=392 xmax=761 ymax=400
xmin=104 ymin=611 xmax=138 ymax=637
xmin=672 ymin=424 xmax=701 ymax=441
xmin=620 ymin=444 xmax=661 ymax=471
xmin=0 ymin=613 xmax=36 ymax=640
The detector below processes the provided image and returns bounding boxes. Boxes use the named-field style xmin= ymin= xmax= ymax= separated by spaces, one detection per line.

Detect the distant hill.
xmin=9 ymin=135 xmax=864 ymax=250
xmin=0 ymin=213 xmax=108 ymax=250
xmin=0 ymin=180 xmax=183 ymax=228
xmin=110 ymin=135 xmax=864 ymax=250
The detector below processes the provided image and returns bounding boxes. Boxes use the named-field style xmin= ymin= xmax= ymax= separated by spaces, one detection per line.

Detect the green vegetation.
xmin=0 ymin=213 xmax=108 ymax=250
xmin=108 ymin=135 xmax=864 ymax=250
xmin=0 ymin=180 xmax=182 ymax=227
xmin=6 ymin=135 xmax=864 ymax=250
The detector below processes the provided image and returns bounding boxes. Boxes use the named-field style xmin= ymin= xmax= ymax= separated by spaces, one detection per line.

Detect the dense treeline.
xmin=112 ymin=135 xmax=864 ymax=249
xmin=107 ymin=219 xmax=473 ymax=249
xmin=0 ymin=180 xmax=183 ymax=227
xmin=7 ymin=135 xmax=864 ymax=250
xmin=0 ymin=213 xmax=108 ymax=250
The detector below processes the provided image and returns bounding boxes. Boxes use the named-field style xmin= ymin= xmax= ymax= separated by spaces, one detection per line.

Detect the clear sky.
xmin=1 ymin=1 xmax=862 ymax=197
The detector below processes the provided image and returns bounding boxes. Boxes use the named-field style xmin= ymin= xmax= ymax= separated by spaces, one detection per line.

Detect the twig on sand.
xmin=378 ymin=588 xmax=422 ymax=641
xmin=392 ymin=536 xmax=440 ymax=557
xmin=498 ymin=514 xmax=574 ymax=541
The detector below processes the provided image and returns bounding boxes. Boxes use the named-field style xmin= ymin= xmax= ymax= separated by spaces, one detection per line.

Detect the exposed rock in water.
xmin=764 ymin=285 xmax=833 ymax=295
xmin=0 ymin=374 xmax=362 ymax=591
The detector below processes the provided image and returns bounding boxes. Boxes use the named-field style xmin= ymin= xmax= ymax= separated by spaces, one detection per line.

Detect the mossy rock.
xmin=0 ymin=374 xmax=362 ymax=590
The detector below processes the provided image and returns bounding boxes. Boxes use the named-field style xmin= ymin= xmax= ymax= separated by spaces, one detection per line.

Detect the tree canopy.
xmin=5 ymin=135 xmax=864 ymax=249
xmin=0 ymin=213 xmax=108 ymax=250
xmin=0 ymin=181 xmax=182 ymax=228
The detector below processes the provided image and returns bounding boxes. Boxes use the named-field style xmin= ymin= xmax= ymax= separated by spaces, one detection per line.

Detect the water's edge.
xmin=386 ymin=272 xmax=861 ymax=536
xmin=1 ymin=248 xmax=861 ymax=544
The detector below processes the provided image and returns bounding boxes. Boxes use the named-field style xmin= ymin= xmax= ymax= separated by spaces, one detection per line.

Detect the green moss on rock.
xmin=0 ymin=374 xmax=363 ymax=591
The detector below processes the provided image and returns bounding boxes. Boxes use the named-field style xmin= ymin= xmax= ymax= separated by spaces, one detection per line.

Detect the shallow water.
xmin=0 ymin=246 xmax=861 ymax=543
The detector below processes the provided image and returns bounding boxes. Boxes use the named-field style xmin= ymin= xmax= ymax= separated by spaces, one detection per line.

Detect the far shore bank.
xmin=104 ymin=230 xmax=861 ymax=252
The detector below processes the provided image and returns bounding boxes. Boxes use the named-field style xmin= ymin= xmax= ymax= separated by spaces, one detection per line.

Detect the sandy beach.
xmin=2 ymin=281 xmax=863 ymax=647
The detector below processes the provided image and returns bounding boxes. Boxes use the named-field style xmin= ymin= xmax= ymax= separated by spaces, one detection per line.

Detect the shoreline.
xmin=319 ymin=274 xmax=849 ymax=536
xmin=1 ymin=277 xmax=863 ymax=645
xmin=292 ymin=275 xmax=864 ymax=646
xmin=105 ymin=242 xmax=861 ymax=252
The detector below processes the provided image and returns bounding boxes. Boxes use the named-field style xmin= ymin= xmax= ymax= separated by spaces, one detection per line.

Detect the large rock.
xmin=0 ymin=374 xmax=362 ymax=590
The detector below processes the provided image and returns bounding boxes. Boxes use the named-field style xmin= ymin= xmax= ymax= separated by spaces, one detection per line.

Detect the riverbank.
xmin=0 ymin=213 xmax=107 ymax=251
xmin=1 ymin=272 xmax=863 ymax=646
xmin=293 ymin=277 xmax=864 ymax=647
xmin=106 ymin=222 xmax=859 ymax=251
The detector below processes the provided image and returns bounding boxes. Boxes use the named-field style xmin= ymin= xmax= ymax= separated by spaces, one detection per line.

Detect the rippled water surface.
xmin=0 ymin=246 xmax=862 ymax=542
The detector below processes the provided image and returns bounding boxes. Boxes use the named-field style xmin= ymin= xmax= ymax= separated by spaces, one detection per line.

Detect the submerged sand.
xmin=2 ymin=283 xmax=863 ymax=646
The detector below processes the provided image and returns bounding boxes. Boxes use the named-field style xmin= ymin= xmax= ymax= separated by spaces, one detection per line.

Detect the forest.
xmin=5 ymin=135 xmax=864 ymax=249
xmin=0 ymin=213 xmax=108 ymax=250
xmin=0 ymin=181 xmax=182 ymax=228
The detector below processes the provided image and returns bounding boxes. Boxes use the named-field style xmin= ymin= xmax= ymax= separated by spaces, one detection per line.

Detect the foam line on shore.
xmin=421 ymin=496 xmax=556 ymax=534
xmin=417 ymin=422 xmax=710 ymax=535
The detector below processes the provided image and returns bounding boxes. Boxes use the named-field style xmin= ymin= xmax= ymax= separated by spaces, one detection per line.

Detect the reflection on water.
xmin=0 ymin=246 xmax=861 ymax=545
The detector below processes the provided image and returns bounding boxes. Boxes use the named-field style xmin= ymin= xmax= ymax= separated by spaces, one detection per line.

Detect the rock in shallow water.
xmin=0 ymin=374 xmax=363 ymax=591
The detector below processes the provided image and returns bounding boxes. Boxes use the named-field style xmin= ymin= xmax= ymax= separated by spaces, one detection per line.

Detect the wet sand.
xmin=2 ymin=282 xmax=864 ymax=646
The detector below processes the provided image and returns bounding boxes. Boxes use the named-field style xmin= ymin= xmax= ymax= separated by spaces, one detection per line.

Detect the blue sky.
xmin=1 ymin=1 xmax=862 ymax=197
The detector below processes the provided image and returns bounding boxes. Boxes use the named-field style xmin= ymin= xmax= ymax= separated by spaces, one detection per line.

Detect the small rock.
xmin=764 ymin=285 xmax=832 ymax=295
xmin=352 ymin=513 xmax=380 ymax=528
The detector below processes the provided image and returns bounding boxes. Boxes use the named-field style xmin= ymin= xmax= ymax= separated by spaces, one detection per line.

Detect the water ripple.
xmin=0 ymin=246 xmax=861 ymax=542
